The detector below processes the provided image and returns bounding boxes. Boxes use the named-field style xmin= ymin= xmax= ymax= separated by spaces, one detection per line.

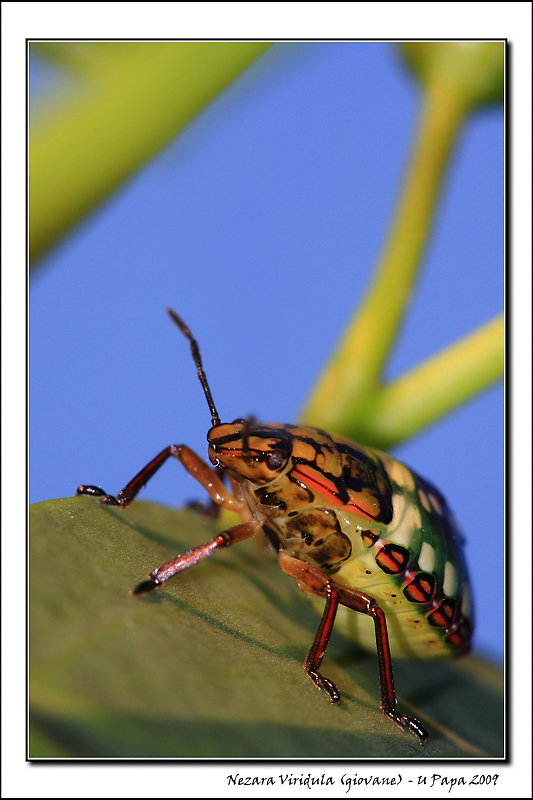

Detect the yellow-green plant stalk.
xmin=29 ymin=42 xmax=272 ymax=264
xmin=300 ymin=42 xmax=504 ymax=449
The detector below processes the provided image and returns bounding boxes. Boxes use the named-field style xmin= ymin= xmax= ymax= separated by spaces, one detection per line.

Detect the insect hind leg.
xmin=278 ymin=552 xmax=428 ymax=744
xmin=304 ymin=584 xmax=341 ymax=704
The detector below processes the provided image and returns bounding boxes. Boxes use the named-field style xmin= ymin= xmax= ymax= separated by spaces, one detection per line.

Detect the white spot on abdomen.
xmin=418 ymin=541 xmax=435 ymax=573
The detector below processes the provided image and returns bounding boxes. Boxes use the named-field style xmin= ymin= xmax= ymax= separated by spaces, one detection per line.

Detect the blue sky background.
xmin=29 ymin=42 xmax=504 ymax=662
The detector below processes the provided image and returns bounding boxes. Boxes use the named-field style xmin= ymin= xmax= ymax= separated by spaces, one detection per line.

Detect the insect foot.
xmin=307 ymin=669 xmax=340 ymax=703
xmin=132 ymin=578 xmax=160 ymax=595
xmin=386 ymin=711 xmax=429 ymax=745
xmin=76 ymin=485 xmax=121 ymax=505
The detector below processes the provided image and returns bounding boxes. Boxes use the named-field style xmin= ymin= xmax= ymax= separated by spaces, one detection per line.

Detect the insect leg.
xmin=76 ymin=444 xmax=246 ymax=513
xmin=134 ymin=519 xmax=261 ymax=595
xmin=368 ymin=605 xmax=428 ymax=743
xmin=304 ymin=583 xmax=341 ymax=703
xmin=278 ymin=553 xmax=428 ymax=744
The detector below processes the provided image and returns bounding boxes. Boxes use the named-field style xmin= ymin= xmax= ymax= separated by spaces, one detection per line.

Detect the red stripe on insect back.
xmin=291 ymin=466 xmax=378 ymax=522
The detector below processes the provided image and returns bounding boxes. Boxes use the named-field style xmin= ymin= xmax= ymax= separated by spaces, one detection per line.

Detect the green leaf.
xmin=30 ymin=498 xmax=503 ymax=758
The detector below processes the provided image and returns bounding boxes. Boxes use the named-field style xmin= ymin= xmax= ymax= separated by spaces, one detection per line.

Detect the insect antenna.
xmin=166 ymin=308 xmax=221 ymax=427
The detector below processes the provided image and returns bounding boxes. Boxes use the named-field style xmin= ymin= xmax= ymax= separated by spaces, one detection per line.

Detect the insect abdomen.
xmin=326 ymin=455 xmax=473 ymax=660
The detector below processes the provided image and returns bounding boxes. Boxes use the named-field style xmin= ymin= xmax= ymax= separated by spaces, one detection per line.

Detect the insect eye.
xmin=266 ymin=450 xmax=289 ymax=471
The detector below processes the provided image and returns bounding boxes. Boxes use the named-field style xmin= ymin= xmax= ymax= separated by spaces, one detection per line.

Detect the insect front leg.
xmin=133 ymin=519 xmax=262 ymax=595
xmin=278 ymin=553 xmax=428 ymax=744
xmin=76 ymin=444 xmax=246 ymax=513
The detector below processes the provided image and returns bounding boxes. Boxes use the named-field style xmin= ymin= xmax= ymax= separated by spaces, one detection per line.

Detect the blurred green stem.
xmin=30 ymin=42 xmax=272 ymax=264
xmin=369 ymin=314 xmax=504 ymax=447
xmin=301 ymin=77 xmax=482 ymax=441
